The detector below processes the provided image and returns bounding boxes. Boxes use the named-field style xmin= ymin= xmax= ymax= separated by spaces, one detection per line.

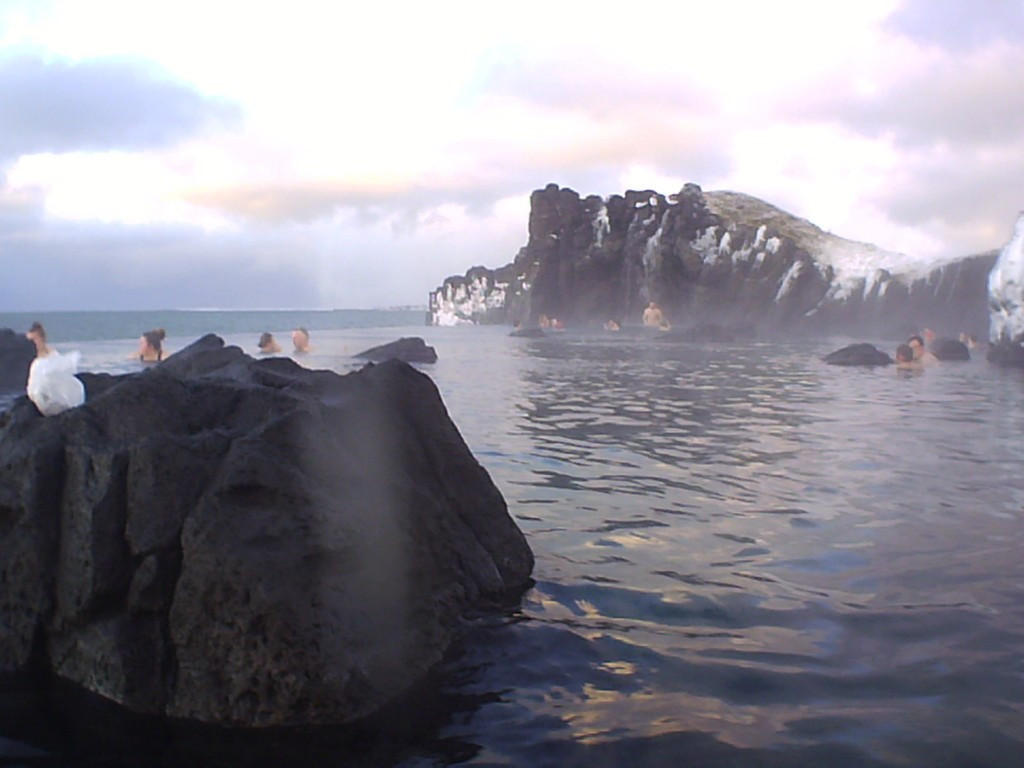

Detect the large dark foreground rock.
xmin=0 ymin=334 xmax=533 ymax=727
xmin=0 ymin=328 xmax=34 ymax=392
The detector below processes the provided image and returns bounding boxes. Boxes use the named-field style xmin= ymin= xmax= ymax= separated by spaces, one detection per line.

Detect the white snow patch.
xmin=754 ymin=225 xmax=766 ymax=249
xmin=643 ymin=221 xmax=664 ymax=271
xmin=593 ymin=204 xmax=610 ymax=247
xmin=812 ymin=238 xmax=959 ymax=308
xmin=774 ymin=260 xmax=803 ymax=302
xmin=989 ymin=213 xmax=1024 ymax=343
xmin=765 ymin=236 xmax=782 ymax=254
xmin=430 ymin=274 xmax=507 ymax=325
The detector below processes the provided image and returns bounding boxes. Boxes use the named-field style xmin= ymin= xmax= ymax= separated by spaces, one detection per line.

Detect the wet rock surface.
xmin=930 ymin=337 xmax=971 ymax=361
xmin=0 ymin=334 xmax=532 ymax=727
xmin=823 ymin=343 xmax=893 ymax=366
xmin=0 ymin=329 xmax=34 ymax=393
xmin=354 ymin=336 xmax=438 ymax=364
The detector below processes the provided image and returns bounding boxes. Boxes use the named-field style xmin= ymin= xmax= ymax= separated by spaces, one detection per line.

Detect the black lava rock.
xmin=930 ymin=337 xmax=970 ymax=361
xmin=823 ymin=343 xmax=893 ymax=366
xmin=0 ymin=328 xmax=35 ymax=393
xmin=355 ymin=337 xmax=438 ymax=364
xmin=0 ymin=335 xmax=532 ymax=727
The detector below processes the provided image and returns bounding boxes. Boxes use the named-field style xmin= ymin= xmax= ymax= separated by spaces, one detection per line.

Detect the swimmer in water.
xmin=894 ymin=343 xmax=922 ymax=371
xmin=907 ymin=335 xmax=938 ymax=365
xmin=258 ymin=332 xmax=282 ymax=354
xmin=292 ymin=327 xmax=311 ymax=354
xmin=138 ymin=329 xmax=165 ymax=363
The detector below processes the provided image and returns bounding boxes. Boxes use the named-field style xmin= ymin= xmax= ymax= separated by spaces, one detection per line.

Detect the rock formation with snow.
xmin=429 ymin=183 xmax=997 ymax=337
xmin=987 ymin=213 xmax=1024 ymax=366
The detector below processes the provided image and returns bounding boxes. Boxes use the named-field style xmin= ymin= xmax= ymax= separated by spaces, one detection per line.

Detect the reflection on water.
xmin=430 ymin=331 xmax=1024 ymax=767
xmin=2 ymin=327 xmax=1023 ymax=766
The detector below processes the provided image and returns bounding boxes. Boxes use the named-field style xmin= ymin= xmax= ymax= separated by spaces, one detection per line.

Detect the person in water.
xmin=907 ymin=334 xmax=938 ymax=365
xmin=643 ymin=302 xmax=670 ymax=330
xmin=894 ymin=343 xmax=921 ymax=370
xmin=258 ymin=332 xmax=282 ymax=354
xmin=138 ymin=328 xmax=166 ymax=362
xmin=25 ymin=321 xmax=51 ymax=357
xmin=604 ymin=319 xmax=621 ymax=332
xmin=292 ymin=327 xmax=311 ymax=354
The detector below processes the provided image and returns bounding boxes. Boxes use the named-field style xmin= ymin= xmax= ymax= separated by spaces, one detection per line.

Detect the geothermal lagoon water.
xmin=1 ymin=312 xmax=1022 ymax=766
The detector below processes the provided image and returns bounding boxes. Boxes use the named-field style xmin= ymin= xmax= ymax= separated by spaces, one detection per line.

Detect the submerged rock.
xmin=0 ymin=335 xmax=532 ymax=727
xmin=823 ymin=343 xmax=893 ymax=366
xmin=355 ymin=337 xmax=438 ymax=364
xmin=0 ymin=328 xmax=34 ymax=393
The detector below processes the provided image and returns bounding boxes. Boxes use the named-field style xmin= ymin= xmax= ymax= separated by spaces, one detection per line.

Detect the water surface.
xmin=2 ymin=319 xmax=1022 ymax=766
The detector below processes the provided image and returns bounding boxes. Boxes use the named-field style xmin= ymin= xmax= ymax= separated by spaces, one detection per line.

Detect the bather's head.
xmin=292 ymin=327 xmax=310 ymax=354
xmin=895 ymin=343 xmax=915 ymax=363
xmin=139 ymin=328 xmax=166 ymax=361
xmin=26 ymin=321 xmax=48 ymax=356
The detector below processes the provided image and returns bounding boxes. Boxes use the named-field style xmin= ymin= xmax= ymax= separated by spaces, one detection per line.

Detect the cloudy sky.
xmin=1 ymin=0 xmax=1021 ymax=311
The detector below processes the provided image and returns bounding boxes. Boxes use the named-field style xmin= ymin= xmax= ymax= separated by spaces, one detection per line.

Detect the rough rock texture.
xmin=0 ymin=329 xmax=34 ymax=393
xmin=823 ymin=343 xmax=893 ymax=367
xmin=355 ymin=337 xmax=438 ymax=364
xmin=930 ymin=338 xmax=970 ymax=361
xmin=987 ymin=213 xmax=1024 ymax=367
xmin=429 ymin=183 xmax=997 ymax=338
xmin=0 ymin=335 xmax=533 ymax=727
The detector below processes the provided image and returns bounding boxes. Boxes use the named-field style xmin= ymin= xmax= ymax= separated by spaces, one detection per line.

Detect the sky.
xmin=1 ymin=0 xmax=1022 ymax=311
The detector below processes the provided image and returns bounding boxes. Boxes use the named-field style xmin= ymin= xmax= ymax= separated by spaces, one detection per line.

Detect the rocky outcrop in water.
xmin=0 ymin=335 xmax=533 ymax=727
xmin=987 ymin=213 xmax=1024 ymax=367
xmin=0 ymin=329 xmax=34 ymax=393
xmin=823 ymin=343 xmax=893 ymax=366
xmin=355 ymin=337 xmax=438 ymax=364
xmin=429 ymin=183 xmax=997 ymax=337
xmin=930 ymin=338 xmax=971 ymax=361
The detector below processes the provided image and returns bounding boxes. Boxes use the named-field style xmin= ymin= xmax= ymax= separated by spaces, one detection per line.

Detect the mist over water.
xmin=2 ymin=315 xmax=1022 ymax=766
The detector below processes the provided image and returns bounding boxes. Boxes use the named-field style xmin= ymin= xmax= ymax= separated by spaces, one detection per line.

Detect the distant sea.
xmin=0 ymin=308 xmax=426 ymax=344
xmin=2 ymin=319 xmax=1023 ymax=767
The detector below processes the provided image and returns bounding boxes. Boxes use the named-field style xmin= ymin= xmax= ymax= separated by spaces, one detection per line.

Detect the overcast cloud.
xmin=0 ymin=0 xmax=1021 ymax=311
xmin=0 ymin=55 xmax=239 ymax=163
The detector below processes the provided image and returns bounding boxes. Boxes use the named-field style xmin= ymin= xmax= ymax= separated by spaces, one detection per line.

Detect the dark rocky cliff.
xmin=429 ymin=183 xmax=996 ymax=338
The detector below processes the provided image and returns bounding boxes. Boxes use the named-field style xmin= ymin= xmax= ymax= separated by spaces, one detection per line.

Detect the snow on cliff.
xmin=988 ymin=213 xmax=1024 ymax=343
xmin=703 ymin=191 xmax=963 ymax=297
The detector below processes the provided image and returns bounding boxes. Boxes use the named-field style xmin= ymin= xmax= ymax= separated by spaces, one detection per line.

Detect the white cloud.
xmin=0 ymin=0 xmax=1020 ymax=310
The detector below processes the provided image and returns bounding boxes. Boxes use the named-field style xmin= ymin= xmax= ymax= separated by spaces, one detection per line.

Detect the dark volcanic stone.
xmin=355 ymin=337 xmax=438 ymax=364
xmin=988 ymin=340 xmax=1024 ymax=367
xmin=930 ymin=337 xmax=970 ymax=361
xmin=509 ymin=328 xmax=546 ymax=338
xmin=0 ymin=329 xmax=35 ymax=393
xmin=0 ymin=335 xmax=532 ymax=727
xmin=823 ymin=343 xmax=893 ymax=366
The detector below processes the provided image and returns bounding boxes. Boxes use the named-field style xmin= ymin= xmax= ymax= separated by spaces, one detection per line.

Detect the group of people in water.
xmin=257 ymin=328 xmax=311 ymax=355
xmin=893 ymin=329 xmax=981 ymax=370
xmin=23 ymin=323 xmax=314 ymax=366
xmin=894 ymin=334 xmax=937 ymax=370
